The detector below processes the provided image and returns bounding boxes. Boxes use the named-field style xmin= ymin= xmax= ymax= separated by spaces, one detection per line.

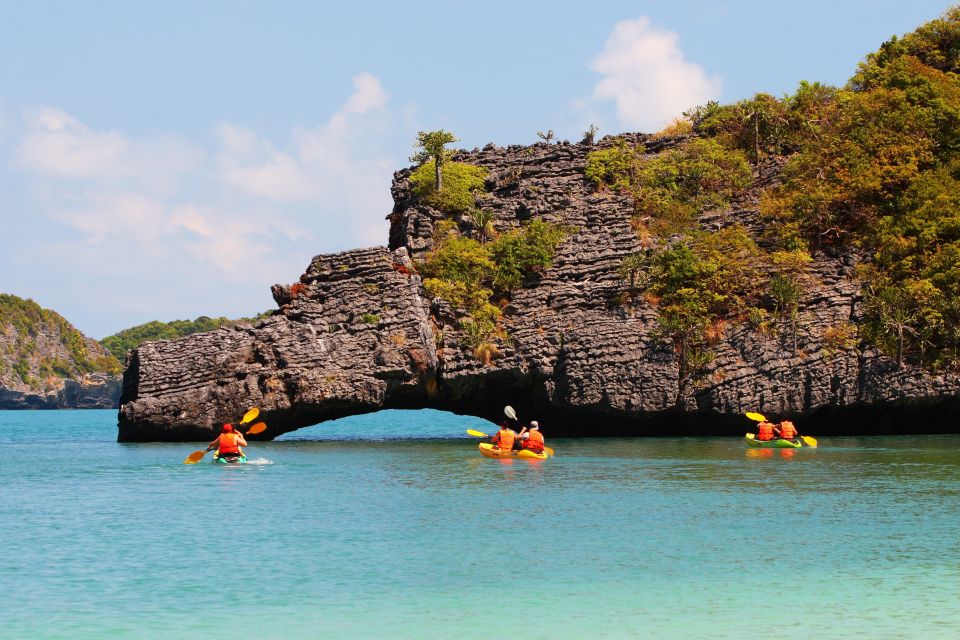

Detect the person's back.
xmin=492 ymin=423 xmax=516 ymax=451
xmin=523 ymin=429 xmax=545 ymax=453
xmin=210 ymin=423 xmax=247 ymax=457
xmin=777 ymin=420 xmax=798 ymax=440
xmin=522 ymin=421 xmax=545 ymax=453
xmin=756 ymin=422 xmax=775 ymax=441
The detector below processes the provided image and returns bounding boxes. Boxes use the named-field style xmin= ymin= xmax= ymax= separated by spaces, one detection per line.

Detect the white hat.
xmin=530 ymin=421 xmax=539 ymax=429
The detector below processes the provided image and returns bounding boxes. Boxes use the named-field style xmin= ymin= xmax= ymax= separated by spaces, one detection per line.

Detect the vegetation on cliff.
xmin=0 ymin=294 xmax=121 ymax=391
xmin=420 ymin=219 xmax=567 ymax=362
xmin=410 ymin=129 xmax=488 ymax=213
xmin=595 ymin=6 xmax=960 ymax=373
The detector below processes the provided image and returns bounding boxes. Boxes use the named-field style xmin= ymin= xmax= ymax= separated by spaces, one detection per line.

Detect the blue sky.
xmin=0 ymin=0 xmax=952 ymax=338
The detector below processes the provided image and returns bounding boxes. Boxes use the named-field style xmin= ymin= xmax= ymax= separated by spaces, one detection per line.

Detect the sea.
xmin=1 ymin=409 xmax=959 ymax=639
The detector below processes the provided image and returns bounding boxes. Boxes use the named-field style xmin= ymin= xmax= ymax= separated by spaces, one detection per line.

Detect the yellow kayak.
xmin=478 ymin=443 xmax=548 ymax=460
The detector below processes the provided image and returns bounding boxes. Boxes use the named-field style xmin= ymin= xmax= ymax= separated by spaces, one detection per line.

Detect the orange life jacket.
xmin=523 ymin=430 xmax=545 ymax=453
xmin=756 ymin=422 xmax=775 ymax=441
xmin=493 ymin=429 xmax=516 ymax=450
xmin=778 ymin=421 xmax=797 ymax=439
xmin=218 ymin=432 xmax=240 ymax=454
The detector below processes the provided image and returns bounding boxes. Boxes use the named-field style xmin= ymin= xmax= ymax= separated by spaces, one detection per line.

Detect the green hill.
xmin=0 ymin=294 xmax=122 ymax=392
xmin=100 ymin=312 xmax=273 ymax=360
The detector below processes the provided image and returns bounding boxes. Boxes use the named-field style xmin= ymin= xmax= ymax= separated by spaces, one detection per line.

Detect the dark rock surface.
xmin=0 ymin=374 xmax=121 ymax=410
xmin=119 ymin=136 xmax=960 ymax=441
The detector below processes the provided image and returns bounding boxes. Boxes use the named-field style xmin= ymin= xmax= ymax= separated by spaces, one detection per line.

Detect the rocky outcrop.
xmin=0 ymin=373 xmax=121 ymax=409
xmin=0 ymin=294 xmax=122 ymax=409
xmin=118 ymin=136 xmax=960 ymax=441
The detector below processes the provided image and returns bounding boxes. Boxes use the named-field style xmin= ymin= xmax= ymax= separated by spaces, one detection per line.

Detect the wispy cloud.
xmin=589 ymin=17 xmax=721 ymax=132
xmin=7 ymin=73 xmax=407 ymax=335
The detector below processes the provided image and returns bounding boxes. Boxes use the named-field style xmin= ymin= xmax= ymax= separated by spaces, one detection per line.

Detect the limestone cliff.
xmin=0 ymin=294 xmax=122 ymax=409
xmin=117 ymin=135 xmax=960 ymax=441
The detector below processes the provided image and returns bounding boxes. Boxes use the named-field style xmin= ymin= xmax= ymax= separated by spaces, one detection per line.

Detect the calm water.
xmin=1 ymin=409 xmax=959 ymax=639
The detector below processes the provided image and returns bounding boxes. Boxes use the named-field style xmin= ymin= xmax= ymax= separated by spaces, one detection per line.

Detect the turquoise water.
xmin=2 ymin=410 xmax=959 ymax=639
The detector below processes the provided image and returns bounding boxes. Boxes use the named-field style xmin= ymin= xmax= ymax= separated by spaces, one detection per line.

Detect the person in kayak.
xmin=490 ymin=421 xmax=517 ymax=451
xmin=774 ymin=420 xmax=798 ymax=441
xmin=520 ymin=421 xmax=546 ymax=454
xmin=206 ymin=423 xmax=247 ymax=459
xmin=756 ymin=421 xmax=776 ymax=441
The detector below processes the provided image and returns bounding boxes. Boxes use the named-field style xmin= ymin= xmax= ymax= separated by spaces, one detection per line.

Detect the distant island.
xmin=118 ymin=8 xmax=960 ymax=441
xmin=0 ymin=293 xmax=269 ymax=409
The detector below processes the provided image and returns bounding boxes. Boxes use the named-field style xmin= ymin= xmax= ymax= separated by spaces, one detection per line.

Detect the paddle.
xmin=183 ymin=408 xmax=263 ymax=464
xmin=744 ymin=412 xmax=817 ymax=448
xmin=246 ymin=421 xmax=267 ymax=436
xmin=466 ymin=429 xmax=489 ymax=438
xmin=505 ymin=405 xmax=554 ymax=457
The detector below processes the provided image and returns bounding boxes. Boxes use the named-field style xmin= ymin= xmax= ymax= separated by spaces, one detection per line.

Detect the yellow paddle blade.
xmin=246 ymin=421 xmax=267 ymax=435
xmin=466 ymin=429 xmax=489 ymax=438
xmin=801 ymin=435 xmax=818 ymax=448
xmin=183 ymin=450 xmax=206 ymax=464
xmin=745 ymin=412 xmax=767 ymax=422
xmin=544 ymin=446 xmax=555 ymax=457
xmin=241 ymin=408 xmax=260 ymax=424
xmin=504 ymin=405 xmax=517 ymax=420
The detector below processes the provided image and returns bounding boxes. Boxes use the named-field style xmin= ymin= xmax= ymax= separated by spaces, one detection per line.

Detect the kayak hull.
xmin=213 ymin=453 xmax=247 ymax=464
xmin=479 ymin=443 xmax=548 ymax=460
xmin=744 ymin=433 xmax=802 ymax=449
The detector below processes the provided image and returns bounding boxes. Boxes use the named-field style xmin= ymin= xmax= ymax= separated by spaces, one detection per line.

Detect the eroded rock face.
xmin=118 ymin=247 xmax=439 ymax=441
xmin=119 ymin=136 xmax=960 ymax=441
xmin=0 ymin=374 xmax=121 ymax=410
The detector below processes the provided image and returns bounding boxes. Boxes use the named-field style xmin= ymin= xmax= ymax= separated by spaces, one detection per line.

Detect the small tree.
xmin=411 ymin=130 xmax=458 ymax=192
xmin=536 ymin=129 xmax=555 ymax=143
xmin=580 ymin=124 xmax=599 ymax=145
xmin=769 ymin=250 xmax=811 ymax=355
xmin=619 ymin=252 xmax=650 ymax=297
xmin=468 ymin=208 xmax=495 ymax=243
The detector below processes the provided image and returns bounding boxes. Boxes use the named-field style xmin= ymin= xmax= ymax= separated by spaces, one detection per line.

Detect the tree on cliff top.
xmin=411 ymin=130 xmax=458 ymax=192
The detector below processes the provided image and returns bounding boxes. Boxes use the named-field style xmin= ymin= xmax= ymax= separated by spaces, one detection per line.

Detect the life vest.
xmin=218 ymin=432 xmax=241 ymax=454
xmin=493 ymin=428 xmax=516 ymax=450
xmin=523 ymin=430 xmax=545 ymax=453
xmin=778 ymin=421 xmax=797 ymax=439
xmin=756 ymin=422 xmax=775 ymax=441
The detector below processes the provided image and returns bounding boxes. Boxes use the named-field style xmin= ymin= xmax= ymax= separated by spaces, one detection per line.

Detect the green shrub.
xmin=359 ymin=313 xmax=381 ymax=325
xmin=585 ymin=141 xmax=638 ymax=191
xmin=419 ymin=220 xmax=568 ymax=363
xmin=410 ymin=160 xmax=488 ymax=213
xmin=489 ymin=220 xmax=567 ymax=291
xmin=586 ymin=138 xmax=751 ymax=235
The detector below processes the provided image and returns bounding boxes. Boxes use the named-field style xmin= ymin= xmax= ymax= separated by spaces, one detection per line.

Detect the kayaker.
xmin=490 ymin=421 xmax=517 ymax=451
xmin=206 ymin=423 xmax=247 ymax=459
xmin=520 ymin=421 xmax=546 ymax=454
xmin=756 ymin=421 xmax=776 ymax=441
xmin=774 ymin=420 xmax=798 ymax=441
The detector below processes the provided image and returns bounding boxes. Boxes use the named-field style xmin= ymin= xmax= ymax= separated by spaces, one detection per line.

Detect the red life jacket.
xmin=523 ymin=430 xmax=545 ymax=453
xmin=756 ymin=422 xmax=775 ymax=441
xmin=778 ymin=421 xmax=797 ymax=439
xmin=218 ymin=432 xmax=240 ymax=454
xmin=493 ymin=429 xmax=516 ymax=450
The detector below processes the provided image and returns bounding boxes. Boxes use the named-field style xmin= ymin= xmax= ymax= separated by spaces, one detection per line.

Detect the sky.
xmin=0 ymin=0 xmax=953 ymax=338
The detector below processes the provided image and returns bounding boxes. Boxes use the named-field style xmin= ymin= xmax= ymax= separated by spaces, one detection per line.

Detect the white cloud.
xmin=216 ymin=72 xmax=392 ymax=204
xmin=16 ymin=107 xmax=203 ymax=189
xmin=6 ymin=73 xmax=408 ymax=336
xmin=590 ymin=17 xmax=721 ymax=132
xmin=340 ymin=72 xmax=389 ymax=115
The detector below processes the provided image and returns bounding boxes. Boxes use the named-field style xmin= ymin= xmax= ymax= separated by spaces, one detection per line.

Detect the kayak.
xmin=213 ymin=451 xmax=247 ymax=464
xmin=478 ymin=443 xmax=548 ymax=460
xmin=744 ymin=433 xmax=802 ymax=449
